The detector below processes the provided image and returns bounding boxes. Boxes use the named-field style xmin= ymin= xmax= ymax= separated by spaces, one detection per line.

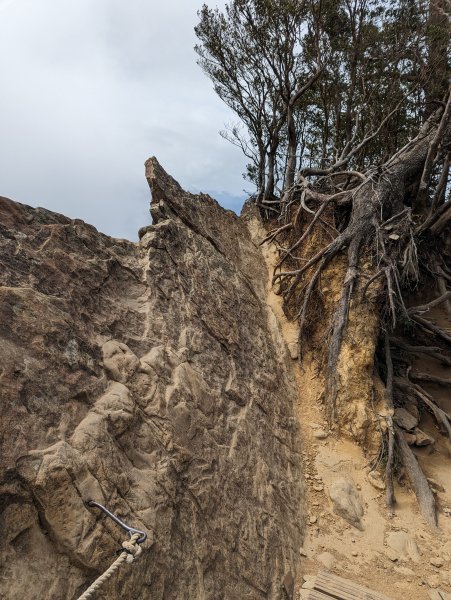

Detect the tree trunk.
xmin=424 ymin=0 xmax=449 ymax=115
xmin=264 ymin=142 xmax=278 ymax=201
xmin=284 ymin=104 xmax=298 ymax=193
xmin=256 ymin=145 xmax=267 ymax=205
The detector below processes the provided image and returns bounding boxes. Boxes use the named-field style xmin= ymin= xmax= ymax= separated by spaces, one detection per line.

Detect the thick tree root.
xmin=407 ymin=291 xmax=451 ymax=315
xmin=411 ymin=314 xmax=451 ymax=345
xmin=390 ymin=338 xmax=451 ymax=366
xmin=410 ymin=371 xmax=451 ymax=386
xmin=395 ymin=425 xmax=437 ymax=528
xmin=384 ymin=334 xmax=396 ymax=509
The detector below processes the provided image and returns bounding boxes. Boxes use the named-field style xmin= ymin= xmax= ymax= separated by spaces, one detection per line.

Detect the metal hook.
xmin=87 ymin=500 xmax=147 ymax=545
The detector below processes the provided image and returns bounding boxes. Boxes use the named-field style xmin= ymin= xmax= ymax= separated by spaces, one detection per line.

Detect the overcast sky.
xmin=0 ymin=0 xmax=248 ymax=239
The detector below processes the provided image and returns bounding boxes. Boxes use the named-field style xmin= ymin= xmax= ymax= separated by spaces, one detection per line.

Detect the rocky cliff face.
xmin=0 ymin=159 xmax=304 ymax=599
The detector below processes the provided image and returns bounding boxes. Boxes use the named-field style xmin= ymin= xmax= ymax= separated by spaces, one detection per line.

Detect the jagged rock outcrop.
xmin=0 ymin=158 xmax=304 ymax=599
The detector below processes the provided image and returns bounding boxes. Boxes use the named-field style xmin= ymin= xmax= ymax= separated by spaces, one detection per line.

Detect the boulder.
xmin=386 ymin=531 xmax=420 ymax=562
xmin=329 ymin=478 xmax=364 ymax=530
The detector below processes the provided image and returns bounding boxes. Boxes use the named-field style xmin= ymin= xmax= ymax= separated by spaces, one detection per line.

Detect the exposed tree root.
xmin=390 ymin=338 xmax=451 ymax=367
xmin=261 ymin=95 xmax=450 ymax=526
xmin=326 ymin=235 xmax=363 ymax=420
xmin=394 ymin=378 xmax=451 ymax=438
xmin=384 ymin=334 xmax=396 ymax=509
xmin=407 ymin=291 xmax=451 ymax=315
xmin=409 ymin=371 xmax=451 ymax=386
xmin=410 ymin=314 xmax=451 ymax=345
xmin=362 ymin=269 xmax=385 ymax=300
xmin=413 ymin=386 xmax=451 ymax=439
xmin=395 ymin=425 xmax=437 ymax=528
xmin=437 ymin=275 xmax=451 ymax=316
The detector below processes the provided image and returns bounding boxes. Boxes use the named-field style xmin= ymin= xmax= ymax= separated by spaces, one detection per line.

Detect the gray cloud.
xmin=0 ymin=0 xmax=248 ymax=239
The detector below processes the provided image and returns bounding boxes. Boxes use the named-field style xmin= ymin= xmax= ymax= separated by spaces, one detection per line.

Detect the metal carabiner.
xmin=87 ymin=500 xmax=147 ymax=545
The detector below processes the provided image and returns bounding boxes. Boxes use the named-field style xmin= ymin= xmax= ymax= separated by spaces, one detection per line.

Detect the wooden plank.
xmin=306 ymin=591 xmax=336 ymax=600
xmin=315 ymin=576 xmax=368 ymax=600
xmin=314 ymin=571 xmax=392 ymax=600
xmin=314 ymin=571 xmax=393 ymax=600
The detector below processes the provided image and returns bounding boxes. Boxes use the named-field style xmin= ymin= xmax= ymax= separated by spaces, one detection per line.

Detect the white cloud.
xmin=0 ymin=0 xmax=248 ymax=239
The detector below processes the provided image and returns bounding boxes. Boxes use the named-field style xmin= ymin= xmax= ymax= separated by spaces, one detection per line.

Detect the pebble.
xmin=351 ymin=551 xmax=358 ymax=557
xmin=309 ymin=515 xmax=317 ymax=524
xmin=431 ymin=557 xmax=444 ymax=568
xmin=367 ymin=470 xmax=386 ymax=491
xmin=313 ymin=429 xmax=328 ymax=440
xmin=313 ymin=484 xmax=324 ymax=492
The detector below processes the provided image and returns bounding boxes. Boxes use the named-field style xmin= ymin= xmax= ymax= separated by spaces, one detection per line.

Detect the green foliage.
xmin=195 ymin=0 xmax=445 ymax=199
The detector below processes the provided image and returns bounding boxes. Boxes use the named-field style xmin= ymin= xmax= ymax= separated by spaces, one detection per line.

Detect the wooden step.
xmin=306 ymin=591 xmax=337 ymax=600
xmin=306 ymin=571 xmax=393 ymax=600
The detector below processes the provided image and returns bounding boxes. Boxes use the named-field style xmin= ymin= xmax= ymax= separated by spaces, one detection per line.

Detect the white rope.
xmin=76 ymin=533 xmax=143 ymax=600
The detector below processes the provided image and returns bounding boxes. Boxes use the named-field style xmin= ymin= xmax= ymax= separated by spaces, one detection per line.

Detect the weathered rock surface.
xmin=328 ymin=479 xmax=364 ymax=530
xmin=394 ymin=407 xmax=419 ymax=432
xmin=0 ymin=158 xmax=304 ymax=599
xmin=385 ymin=531 xmax=420 ymax=563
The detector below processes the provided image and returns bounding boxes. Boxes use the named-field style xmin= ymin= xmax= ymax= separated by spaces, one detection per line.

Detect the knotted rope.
xmin=76 ymin=533 xmax=143 ymax=600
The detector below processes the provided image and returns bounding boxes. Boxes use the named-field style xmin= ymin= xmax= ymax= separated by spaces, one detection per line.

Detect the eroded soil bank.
xmin=247 ymin=211 xmax=451 ymax=600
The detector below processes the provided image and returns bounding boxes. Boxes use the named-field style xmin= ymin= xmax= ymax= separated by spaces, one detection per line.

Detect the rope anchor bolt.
xmin=76 ymin=501 xmax=147 ymax=600
xmin=87 ymin=500 xmax=147 ymax=545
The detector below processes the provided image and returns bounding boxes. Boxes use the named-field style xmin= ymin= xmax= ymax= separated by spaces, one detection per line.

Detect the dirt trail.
xmin=248 ymin=215 xmax=451 ymax=600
